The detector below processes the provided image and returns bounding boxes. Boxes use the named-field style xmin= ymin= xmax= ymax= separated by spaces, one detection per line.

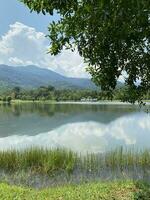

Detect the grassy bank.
xmin=0 ymin=99 xmax=150 ymax=105
xmin=0 ymin=148 xmax=149 ymax=199
xmin=0 ymin=148 xmax=149 ymax=188
xmin=0 ymin=148 xmax=149 ymax=174
xmin=0 ymin=99 xmax=57 ymax=104
xmin=12 ymin=100 xmax=56 ymax=104
xmin=0 ymin=181 xmax=149 ymax=200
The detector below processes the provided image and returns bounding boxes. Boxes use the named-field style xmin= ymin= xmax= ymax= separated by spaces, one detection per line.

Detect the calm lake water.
xmin=0 ymin=102 xmax=149 ymax=153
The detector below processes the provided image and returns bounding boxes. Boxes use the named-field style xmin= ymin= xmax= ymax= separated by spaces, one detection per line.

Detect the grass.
xmin=0 ymin=148 xmax=149 ymax=179
xmin=0 ymin=100 xmax=56 ymax=104
xmin=0 ymin=147 xmax=149 ymax=173
xmin=0 ymin=181 xmax=149 ymax=200
xmin=0 ymin=148 xmax=77 ymax=174
xmin=0 ymin=148 xmax=149 ymax=199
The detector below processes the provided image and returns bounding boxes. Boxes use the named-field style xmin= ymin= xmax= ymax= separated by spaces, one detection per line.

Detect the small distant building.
xmin=81 ymin=97 xmax=98 ymax=102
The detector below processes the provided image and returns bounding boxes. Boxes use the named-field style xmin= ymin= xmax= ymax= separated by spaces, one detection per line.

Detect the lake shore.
xmin=0 ymin=147 xmax=149 ymax=188
xmin=0 ymin=181 xmax=149 ymax=200
xmin=0 ymin=99 xmax=150 ymax=105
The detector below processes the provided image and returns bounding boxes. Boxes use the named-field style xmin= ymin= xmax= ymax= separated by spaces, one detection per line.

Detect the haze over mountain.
xmin=0 ymin=64 xmax=97 ymax=92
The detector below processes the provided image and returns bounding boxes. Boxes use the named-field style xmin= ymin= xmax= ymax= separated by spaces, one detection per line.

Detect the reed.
xmin=0 ymin=147 xmax=149 ymax=176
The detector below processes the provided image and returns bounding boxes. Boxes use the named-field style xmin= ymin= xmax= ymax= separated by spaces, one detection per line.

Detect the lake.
xmin=0 ymin=102 xmax=150 ymax=153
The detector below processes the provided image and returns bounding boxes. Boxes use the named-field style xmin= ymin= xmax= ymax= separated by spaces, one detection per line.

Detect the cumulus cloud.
xmin=0 ymin=22 xmax=88 ymax=78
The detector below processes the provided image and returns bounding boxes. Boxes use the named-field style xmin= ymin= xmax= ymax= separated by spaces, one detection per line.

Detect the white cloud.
xmin=0 ymin=22 xmax=88 ymax=78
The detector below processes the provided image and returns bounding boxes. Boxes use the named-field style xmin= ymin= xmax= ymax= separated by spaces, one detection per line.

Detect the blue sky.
xmin=0 ymin=0 xmax=58 ymax=35
xmin=0 ymin=0 xmax=87 ymax=78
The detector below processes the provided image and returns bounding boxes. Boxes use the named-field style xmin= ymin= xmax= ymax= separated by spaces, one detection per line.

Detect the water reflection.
xmin=0 ymin=112 xmax=149 ymax=153
xmin=0 ymin=103 xmax=146 ymax=137
xmin=0 ymin=102 xmax=139 ymax=117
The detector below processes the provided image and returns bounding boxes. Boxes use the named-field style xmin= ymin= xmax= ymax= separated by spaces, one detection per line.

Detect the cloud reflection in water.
xmin=0 ymin=113 xmax=149 ymax=153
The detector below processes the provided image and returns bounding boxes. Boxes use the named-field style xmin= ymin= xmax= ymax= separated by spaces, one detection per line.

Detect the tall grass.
xmin=0 ymin=147 xmax=149 ymax=187
xmin=0 ymin=147 xmax=149 ymax=176
xmin=0 ymin=148 xmax=77 ymax=175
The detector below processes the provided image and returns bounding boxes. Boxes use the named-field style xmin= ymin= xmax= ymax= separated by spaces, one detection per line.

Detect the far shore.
xmin=0 ymin=99 xmax=150 ymax=105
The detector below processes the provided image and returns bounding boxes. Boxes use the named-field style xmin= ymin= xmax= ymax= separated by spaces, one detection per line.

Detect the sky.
xmin=0 ymin=0 xmax=88 ymax=78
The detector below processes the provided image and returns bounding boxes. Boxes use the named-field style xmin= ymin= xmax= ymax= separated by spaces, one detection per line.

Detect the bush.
xmin=7 ymin=96 xmax=12 ymax=103
xmin=2 ymin=97 xmax=6 ymax=102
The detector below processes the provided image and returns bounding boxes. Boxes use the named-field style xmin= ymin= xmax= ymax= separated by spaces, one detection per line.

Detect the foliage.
xmin=0 ymin=96 xmax=12 ymax=103
xmin=0 ymin=86 xmax=101 ymax=102
xmin=6 ymin=96 xmax=12 ymax=103
xmin=1 ymin=85 xmax=149 ymax=102
xmin=134 ymin=182 xmax=150 ymax=200
xmin=114 ymin=87 xmax=150 ymax=104
xmin=12 ymin=87 xmax=21 ymax=99
xmin=20 ymin=0 xmax=150 ymax=102
xmin=0 ymin=181 xmax=149 ymax=200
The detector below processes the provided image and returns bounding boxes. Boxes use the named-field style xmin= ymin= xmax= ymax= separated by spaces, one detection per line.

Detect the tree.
xmin=20 ymin=0 xmax=150 ymax=103
xmin=12 ymin=87 xmax=21 ymax=99
xmin=47 ymin=85 xmax=55 ymax=92
xmin=7 ymin=96 xmax=12 ymax=104
xmin=2 ymin=97 xmax=7 ymax=102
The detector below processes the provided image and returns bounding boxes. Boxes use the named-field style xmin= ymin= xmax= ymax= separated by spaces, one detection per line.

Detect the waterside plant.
xmin=0 ymin=147 xmax=149 ymax=176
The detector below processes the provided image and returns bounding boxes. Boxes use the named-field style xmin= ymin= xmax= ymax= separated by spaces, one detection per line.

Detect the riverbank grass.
xmin=0 ymin=147 xmax=149 ymax=175
xmin=0 ymin=148 xmax=149 ymax=199
xmin=0 ymin=181 xmax=149 ymax=200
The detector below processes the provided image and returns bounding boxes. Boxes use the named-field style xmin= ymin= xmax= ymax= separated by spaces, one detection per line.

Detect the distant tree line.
xmin=0 ymin=85 xmax=149 ymax=103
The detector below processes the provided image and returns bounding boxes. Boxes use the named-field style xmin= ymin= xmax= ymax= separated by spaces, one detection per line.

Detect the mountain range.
xmin=0 ymin=64 xmax=124 ymax=93
xmin=0 ymin=64 xmax=97 ymax=92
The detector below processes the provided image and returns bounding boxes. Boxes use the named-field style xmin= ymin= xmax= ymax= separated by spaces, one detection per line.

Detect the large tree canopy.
xmin=20 ymin=0 xmax=150 ymax=103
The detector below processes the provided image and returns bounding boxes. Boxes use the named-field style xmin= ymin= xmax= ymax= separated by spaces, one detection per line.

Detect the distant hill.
xmin=0 ymin=65 xmax=97 ymax=92
xmin=0 ymin=65 xmax=123 ymax=93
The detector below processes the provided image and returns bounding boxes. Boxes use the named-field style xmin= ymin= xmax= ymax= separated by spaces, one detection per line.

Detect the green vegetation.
xmin=0 ymin=148 xmax=149 ymax=198
xmin=0 ymin=181 xmax=149 ymax=200
xmin=0 ymin=148 xmax=76 ymax=175
xmin=113 ymin=88 xmax=150 ymax=104
xmin=0 ymin=147 xmax=149 ymax=179
xmin=21 ymin=0 xmax=150 ymax=103
xmin=1 ymin=86 xmax=150 ymax=103
xmin=0 ymin=86 xmax=99 ymax=102
xmin=0 ymin=96 xmax=12 ymax=104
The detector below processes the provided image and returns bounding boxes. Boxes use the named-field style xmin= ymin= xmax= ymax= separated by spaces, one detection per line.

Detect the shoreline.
xmin=0 ymin=99 xmax=150 ymax=105
xmin=0 ymin=181 xmax=149 ymax=199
